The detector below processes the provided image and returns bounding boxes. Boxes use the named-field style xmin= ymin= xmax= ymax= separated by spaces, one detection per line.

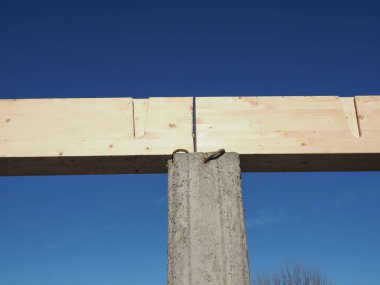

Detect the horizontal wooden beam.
xmin=197 ymin=96 xmax=380 ymax=171
xmin=1 ymin=96 xmax=379 ymax=175
xmin=0 ymin=97 xmax=193 ymax=175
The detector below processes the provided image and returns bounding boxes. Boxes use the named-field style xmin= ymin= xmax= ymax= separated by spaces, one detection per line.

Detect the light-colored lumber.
xmin=133 ymin=98 xmax=149 ymax=139
xmin=339 ymin=97 xmax=360 ymax=137
xmin=196 ymin=96 xmax=380 ymax=171
xmin=0 ymin=97 xmax=193 ymax=175
xmin=1 ymin=95 xmax=380 ymax=175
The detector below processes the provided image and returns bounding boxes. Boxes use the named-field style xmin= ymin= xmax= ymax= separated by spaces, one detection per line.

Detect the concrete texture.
xmin=168 ymin=152 xmax=250 ymax=285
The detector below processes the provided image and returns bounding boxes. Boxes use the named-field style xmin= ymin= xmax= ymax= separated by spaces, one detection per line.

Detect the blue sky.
xmin=0 ymin=1 xmax=379 ymax=284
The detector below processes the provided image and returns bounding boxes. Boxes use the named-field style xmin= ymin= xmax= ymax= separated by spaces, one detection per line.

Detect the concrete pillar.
xmin=168 ymin=152 xmax=250 ymax=285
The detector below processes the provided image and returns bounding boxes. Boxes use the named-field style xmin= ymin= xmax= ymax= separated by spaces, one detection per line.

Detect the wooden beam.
xmin=1 ymin=95 xmax=380 ymax=175
xmin=0 ymin=97 xmax=193 ymax=175
xmin=196 ymin=96 xmax=380 ymax=171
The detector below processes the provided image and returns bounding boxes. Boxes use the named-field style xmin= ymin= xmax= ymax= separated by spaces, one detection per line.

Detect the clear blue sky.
xmin=0 ymin=1 xmax=379 ymax=284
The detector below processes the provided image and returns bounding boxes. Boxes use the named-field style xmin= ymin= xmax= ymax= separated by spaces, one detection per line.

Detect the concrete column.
xmin=168 ymin=152 xmax=250 ymax=285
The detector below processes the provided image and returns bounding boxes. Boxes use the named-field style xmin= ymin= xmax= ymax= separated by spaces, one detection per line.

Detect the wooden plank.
xmin=339 ymin=97 xmax=360 ymax=137
xmin=0 ymin=97 xmax=193 ymax=175
xmin=196 ymin=96 xmax=380 ymax=171
xmin=133 ymin=98 xmax=149 ymax=139
xmin=1 ymin=95 xmax=380 ymax=175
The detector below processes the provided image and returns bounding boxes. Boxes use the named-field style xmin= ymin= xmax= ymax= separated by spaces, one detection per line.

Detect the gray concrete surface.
xmin=168 ymin=152 xmax=250 ymax=285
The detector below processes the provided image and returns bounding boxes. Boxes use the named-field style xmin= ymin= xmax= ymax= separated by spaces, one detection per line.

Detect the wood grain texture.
xmin=197 ymin=96 xmax=380 ymax=171
xmin=1 ymin=95 xmax=379 ymax=175
xmin=0 ymin=97 xmax=193 ymax=175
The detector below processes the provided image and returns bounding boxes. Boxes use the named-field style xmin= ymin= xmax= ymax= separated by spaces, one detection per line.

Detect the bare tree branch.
xmin=253 ymin=263 xmax=333 ymax=285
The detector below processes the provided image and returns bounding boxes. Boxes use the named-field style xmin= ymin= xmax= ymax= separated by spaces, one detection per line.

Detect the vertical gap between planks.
xmin=192 ymin=96 xmax=197 ymax=152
